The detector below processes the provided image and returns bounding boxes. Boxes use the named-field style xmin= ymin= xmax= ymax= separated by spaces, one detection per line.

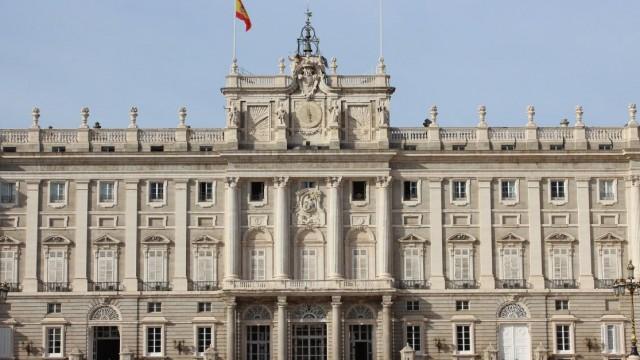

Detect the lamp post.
xmin=0 ymin=282 xmax=8 ymax=304
xmin=613 ymin=261 xmax=640 ymax=358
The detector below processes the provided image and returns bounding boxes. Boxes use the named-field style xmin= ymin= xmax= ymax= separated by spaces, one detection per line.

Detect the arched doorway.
xmin=291 ymin=304 xmax=328 ymax=360
xmin=243 ymin=305 xmax=273 ymax=360
xmin=497 ymin=303 xmax=530 ymax=360
xmin=345 ymin=305 xmax=376 ymax=360
xmin=89 ymin=305 xmax=121 ymax=360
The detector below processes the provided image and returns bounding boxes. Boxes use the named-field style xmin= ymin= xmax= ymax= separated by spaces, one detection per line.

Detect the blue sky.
xmin=0 ymin=1 xmax=638 ymax=129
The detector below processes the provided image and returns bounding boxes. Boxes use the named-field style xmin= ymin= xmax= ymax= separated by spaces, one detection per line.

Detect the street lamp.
xmin=0 ymin=282 xmax=8 ymax=304
xmin=613 ymin=261 xmax=640 ymax=357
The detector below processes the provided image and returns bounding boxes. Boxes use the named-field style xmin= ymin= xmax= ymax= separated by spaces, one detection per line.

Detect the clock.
xmin=295 ymin=101 xmax=322 ymax=128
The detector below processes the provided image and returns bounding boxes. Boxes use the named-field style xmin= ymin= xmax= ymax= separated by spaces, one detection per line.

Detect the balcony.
xmin=595 ymin=279 xmax=616 ymax=289
xmin=496 ymin=279 xmax=528 ymax=289
xmin=140 ymin=281 xmax=171 ymax=291
xmin=2 ymin=282 xmax=21 ymax=292
xmin=89 ymin=281 xmax=122 ymax=292
xmin=39 ymin=282 xmax=71 ymax=292
xmin=395 ymin=280 xmax=431 ymax=289
xmin=224 ymin=279 xmax=394 ymax=291
xmin=546 ymin=279 xmax=578 ymax=289
xmin=189 ymin=281 xmax=220 ymax=291
xmin=446 ymin=280 xmax=479 ymax=289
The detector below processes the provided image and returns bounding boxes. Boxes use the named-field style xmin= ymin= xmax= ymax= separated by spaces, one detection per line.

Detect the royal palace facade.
xmin=1 ymin=17 xmax=640 ymax=360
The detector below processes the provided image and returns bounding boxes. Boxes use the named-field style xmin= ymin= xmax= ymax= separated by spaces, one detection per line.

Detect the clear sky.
xmin=0 ymin=1 xmax=638 ymax=129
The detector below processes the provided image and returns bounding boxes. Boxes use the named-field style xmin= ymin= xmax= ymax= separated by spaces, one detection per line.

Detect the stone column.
xmin=277 ymin=296 xmax=288 ymax=360
xmin=23 ymin=180 xmax=40 ymax=292
xmin=123 ymin=180 xmax=139 ymax=291
xmin=429 ymin=179 xmax=445 ymax=289
xmin=576 ymin=178 xmax=594 ymax=288
xmin=73 ymin=180 xmax=90 ymax=292
xmin=173 ymin=180 xmax=189 ymax=290
xmin=226 ymin=297 xmax=237 ymax=360
xmin=326 ymin=177 xmax=344 ymax=279
xmin=628 ymin=177 xmax=640 ymax=267
xmin=381 ymin=296 xmax=393 ymax=359
xmin=224 ymin=177 xmax=241 ymax=280
xmin=331 ymin=296 xmax=342 ymax=360
xmin=527 ymin=179 xmax=545 ymax=288
xmin=478 ymin=179 xmax=495 ymax=289
xmin=376 ymin=176 xmax=393 ymax=279
xmin=274 ymin=177 xmax=291 ymax=280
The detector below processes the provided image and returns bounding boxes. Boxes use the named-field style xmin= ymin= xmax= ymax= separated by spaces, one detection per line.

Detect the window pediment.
xmin=93 ymin=234 xmax=121 ymax=247
xmin=497 ymin=233 xmax=526 ymax=244
xmin=142 ymin=235 xmax=171 ymax=245
xmin=42 ymin=235 xmax=72 ymax=246
xmin=595 ymin=232 xmax=624 ymax=244
xmin=0 ymin=235 xmax=21 ymax=247
xmin=545 ymin=232 xmax=576 ymax=243
xmin=193 ymin=235 xmax=221 ymax=245
xmin=397 ymin=233 xmax=428 ymax=244
xmin=346 ymin=228 xmax=375 ymax=245
xmin=243 ymin=227 xmax=273 ymax=244
xmin=447 ymin=233 xmax=476 ymax=243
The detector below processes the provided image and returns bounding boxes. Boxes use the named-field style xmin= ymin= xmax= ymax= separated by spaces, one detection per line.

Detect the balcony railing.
xmin=224 ymin=279 xmax=394 ymax=291
xmin=546 ymin=279 xmax=578 ymax=289
xmin=446 ymin=280 xmax=479 ymax=289
xmin=496 ymin=279 xmax=528 ymax=289
xmin=595 ymin=279 xmax=616 ymax=289
xmin=189 ymin=281 xmax=220 ymax=291
xmin=2 ymin=282 xmax=21 ymax=292
xmin=395 ymin=280 xmax=431 ymax=289
xmin=140 ymin=281 xmax=171 ymax=291
xmin=89 ymin=281 xmax=122 ymax=292
xmin=39 ymin=282 xmax=71 ymax=292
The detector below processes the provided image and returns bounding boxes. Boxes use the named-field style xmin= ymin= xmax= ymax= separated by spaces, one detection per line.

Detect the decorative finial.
xmin=575 ymin=105 xmax=584 ymax=127
xmin=128 ymin=106 xmax=138 ymax=128
xmin=297 ymin=10 xmax=320 ymax=56
xmin=230 ymin=57 xmax=239 ymax=75
xmin=278 ymin=58 xmax=286 ymax=75
xmin=430 ymin=105 xmax=439 ymax=127
xmin=477 ymin=105 xmax=487 ymax=127
xmin=560 ymin=118 xmax=569 ymax=127
xmin=527 ymin=105 xmax=536 ymax=127
xmin=330 ymin=57 xmax=338 ymax=75
xmin=178 ymin=106 xmax=187 ymax=128
xmin=376 ymin=57 xmax=386 ymax=75
xmin=80 ymin=107 xmax=90 ymax=128
xmin=629 ymin=103 xmax=638 ymax=127
xmin=31 ymin=107 xmax=41 ymax=129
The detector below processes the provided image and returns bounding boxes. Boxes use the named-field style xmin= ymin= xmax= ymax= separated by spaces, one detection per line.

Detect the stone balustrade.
xmin=488 ymin=127 xmax=526 ymax=141
xmin=0 ymin=129 xmax=29 ymax=143
xmin=226 ymin=74 xmax=390 ymax=88
xmin=224 ymin=279 xmax=394 ymax=291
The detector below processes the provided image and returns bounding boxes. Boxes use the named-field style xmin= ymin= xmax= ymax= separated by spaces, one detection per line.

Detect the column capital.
xmin=225 ymin=177 xmax=239 ymax=189
xmin=277 ymin=296 xmax=287 ymax=306
xmin=575 ymin=177 xmax=591 ymax=184
xmin=627 ymin=175 xmax=640 ymax=186
xmin=527 ymin=178 xmax=542 ymax=186
xmin=26 ymin=180 xmax=41 ymax=189
xmin=124 ymin=180 xmax=139 ymax=189
xmin=375 ymin=175 xmax=392 ymax=188
xmin=273 ymin=176 xmax=290 ymax=188
xmin=428 ymin=178 xmax=443 ymax=187
xmin=226 ymin=297 xmax=237 ymax=307
xmin=325 ymin=176 xmax=342 ymax=188
xmin=477 ymin=177 xmax=493 ymax=185
xmin=331 ymin=296 xmax=342 ymax=306
xmin=175 ymin=179 xmax=189 ymax=187
xmin=382 ymin=295 xmax=393 ymax=307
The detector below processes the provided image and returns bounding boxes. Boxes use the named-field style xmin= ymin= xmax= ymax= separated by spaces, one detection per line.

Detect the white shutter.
xmin=251 ymin=249 xmax=265 ymax=280
xmin=301 ymin=249 xmax=317 ymax=280
xmin=502 ymin=248 xmax=522 ymax=280
xmin=0 ymin=251 xmax=15 ymax=283
xmin=601 ymin=248 xmax=619 ymax=280
xmin=0 ymin=327 xmax=12 ymax=357
xmin=197 ymin=250 xmax=214 ymax=282
xmin=47 ymin=250 xmax=65 ymax=283
xmin=404 ymin=248 xmax=421 ymax=280
xmin=97 ymin=250 xmax=115 ymax=282
xmin=453 ymin=248 xmax=471 ymax=280
xmin=352 ymin=249 xmax=368 ymax=279
xmin=552 ymin=248 xmax=570 ymax=280
xmin=147 ymin=249 xmax=165 ymax=282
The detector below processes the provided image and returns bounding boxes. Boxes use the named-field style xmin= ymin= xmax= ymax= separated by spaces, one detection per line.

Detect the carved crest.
xmin=497 ymin=303 xmax=528 ymax=319
xmin=244 ymin=305 xmax=272 ymax=321
xmin=290 ymin=56 xmax=326 ymax=100
xmin=90 ymin=305 xmax=121 ymax=321
xmin=292 ymin=304 xmax=326 ymax=320
xmin=294 ymin=188 xmax=326 ymax=226
xmin=346 ymin=305 xmax=375 ymax=320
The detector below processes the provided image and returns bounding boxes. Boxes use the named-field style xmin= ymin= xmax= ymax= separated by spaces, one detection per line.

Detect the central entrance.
xmin=246 ymin=325 xmax=270 ymax=360
xmin=93 ymin=326 xmax=120 ymax=360
xmin=499 ymin=324 xmax=530 ymax=360
xmin=349 ymin=325 xmax=373 ymax=360
xmin=292 ymin=324 xmax=327 ymax=360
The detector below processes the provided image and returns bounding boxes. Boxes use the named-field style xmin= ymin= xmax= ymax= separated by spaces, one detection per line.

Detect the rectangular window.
xmin=352 ymin=181 xmax=367 ymax=201
xmin=1 ymin=147 xmax=16 ymax=152
xmin=452 ymin=181 xmax=467 ymax=201
xmin=403 ymin=248 xmax=421 ymax=280
xmin=599 ymin=144 xmax=613 ymax=151
xmin=0 ymin=182 xmax=16 ymax=204
xmin=198 ymin=302 xmax=212 ymax=313
xmin=599 ymin=179 xmax=615 ymax=201
xmin=501 ymin=180 xmax=517 ymax=201
xmin=46 ymin=327 xmax=63 ymax=356
xmin=250 ymin=249 xmax=266 ymax=280
xmin=197 ymin=249 xmax=215 ymax=282
xmin=501 ymin=144 xmax=515 ymax=151
xmin=52 ymin=146 xmax=66 ymax=153
xmin=199 ymin=146 xmax=213 ymax=152
xmin=352 ymin=248 xmax=368 ymax=279
xmin=403 ymin=181 xmax=418 ymax=201
xmin=455 ymin=325 xmax=472 ymax=353
xmin=250 ymin=182 xmax=265 ymax=202
xmin=300 ymin=248 xmax=317 ymax=280
xmin=550 ymin=180 xmax=566 ymax=201
xmin=453 ymin=248 xmax=472 ymax=280
xmin=47 ymin=303 xmax=62 ymax=314
xmin=149 ymin=182 xmax=164 ymax=202
xmin=147 ymin=302 xmax=162 ymax=313
xmin=146 ymin=327 xmax=163 ymax=356
xmin=552 ymin=248 xmax=571 ymax=280
xmin=452 ymin=144 xmax=466 ymax=151
xmin=455 ymin=300 xmax=470 ymax=311
xmin=0 ymin=327 xmax=12 ymax=358
xmin=0 ymin=250 xmax=16 ymax=283
xmin=99 ymin=181 xmax=115 ymax=203
xmin=302 ymin=181 xmax=316 ymax=189
xmin=550 ymin=144 xmax=564 ymax=151
xmin=603 ymin=324 xmax=621 ymax=354
xmin=501 ymin=248 xmax=522 ymax=280
xmin=198 ymin=182 xmax=214 ymax=203
xmin=555 ymin=300 xmax=569 ymax=311
xmin=47 ymin=250 xmax=66 ymax=283
xmin=49 ymin=181 xmax=66 ymax=203
xmin=406 ymin=300 xmax=420 ymax=311
xmin=146 ymin=249 xmax=166 ymax=282
xmin=150 ymin=145 xmax=164 ymax=152
xmin=97 ymin=249 xmax=116 ymax=283
xmin=601 ymin=248 xmax=619 ymax=280
xmin=406 ymin=325 xmax=421 ymax=352
xmin=101 ymin=146 xmax=115 ymax=152
xmin=555 ymin=324 xmax=571 ymax=352
xmin=197 ymin=327 xmax=213 ymax=354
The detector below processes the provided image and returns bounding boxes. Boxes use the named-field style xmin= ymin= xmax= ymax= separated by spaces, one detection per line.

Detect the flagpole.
xmin=232 ymin=0 xmax=237 ymax=61
xmin=379 ymin=0 xmax=383 ymax=59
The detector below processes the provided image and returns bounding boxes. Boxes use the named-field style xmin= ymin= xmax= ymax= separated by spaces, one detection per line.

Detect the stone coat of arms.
xmin=294 ymin=188 xmax=325 ymax=226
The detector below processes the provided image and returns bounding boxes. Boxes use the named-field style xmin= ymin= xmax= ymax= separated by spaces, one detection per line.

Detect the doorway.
xmin=246 ymin=325 xmax=270 ymax=360
xmin=93 ymin=326 xmax=120 ymax=360
xmin=349 ymin=324 xmax=373 ymax=360
xmin=499 ymin=324 xmax=530 ymax=360
xmin=292 ymin=324 xmax=327 ymax=360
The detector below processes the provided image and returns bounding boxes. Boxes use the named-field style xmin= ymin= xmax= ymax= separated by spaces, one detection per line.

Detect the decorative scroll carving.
xmin=346 ymin=305 xmax=375 ymax=320
xmin=375 ymin=176 xmax=392 ymax=188
xmin=244 ymin=305 xmax=272 ymax=321
xmin=292 ymin=304 xmax=326 ymax=320
xmin=347 ymin=105 xmax=371 ymax=141
xmin=294 ymin=188 xmax=325 ymax=226
xmin=290 ymin=55 xmax=326 ymax=100
xmin=90 ymin=306 xmax=120 ymax=321
xmin=247 ymin=105 xmax=270 ymax=142
xmin=448 ymin=233 xmax=476 ymax=242
xmin=497 ymin=303 xmax=528 ymax=319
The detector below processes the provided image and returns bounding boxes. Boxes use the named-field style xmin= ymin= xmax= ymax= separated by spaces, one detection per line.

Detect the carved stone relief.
xmin=347 ymin=105 xmax=371 ymax=141
xmin=246 ymin=105 xmax=270 ymax=142
xmin=294 ymin=188 xmax=325 ymax=226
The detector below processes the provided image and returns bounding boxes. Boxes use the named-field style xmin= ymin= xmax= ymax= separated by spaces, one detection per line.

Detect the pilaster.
xmin=326 ymin=177 xmax=344 ymax=279
xmin=478 ymin=178 xmax=495 ymax=289
xmin=277 ymin=296 xmax=288 ymax=360
xmin=123 ymin=180 xmax=139 ymax=291
xmin=224 ymin=177 xmax=241 ymax=280
xmin=381 ymin=296 xmax=393 ymax=359
xmin=23 ymin=180 xmax=40 ymax=292
xmin=627 ymin=176 xmax=640 ymax=267
xmin=527 ymin=179 xmax=545 ymax=288
xmin=375 ymin=176 xmax=393 ymax=279
xmin=72 ymin=180 xmax=89 ymax=292
xmin=173 ymin=179 xmax=189 ymax=291
xmin=576 ymin=178 xmax=594 ymax=288
xmin=77 ymin=128 xmax=90 ymax=152
xmin=226 ymin=297 xmax=237 ymax=360
xmin=331 ymin=296 xmax=342 ymax=360
xmin=429 ymin=179 xmax=445 ymax=289
xmin=274 ymin=177 xmax=290 ymax=280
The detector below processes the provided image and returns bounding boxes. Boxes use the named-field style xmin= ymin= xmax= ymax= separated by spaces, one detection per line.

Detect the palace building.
xmin=1 ymin=13 xmax=640 ymax=360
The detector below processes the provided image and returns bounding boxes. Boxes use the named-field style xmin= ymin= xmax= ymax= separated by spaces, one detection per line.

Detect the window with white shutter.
xmin=0 ymin=327 xmax=12 ymax=358
xmin=250 ymin=249 xmax=266 ymax=280
xmin=352 ymin=248 xmax=368 ymax=279
xmin=453 ymin=248 xmax=472 ymax=280
xmin=96 ymin=249 xmax=116 ymax=283
xmin=501 ymin=248 xmax=522 ymax=280
xmin=47 ymin=250 xmax=66 ymax=283
xmin=602 ymin=323 xmax=622 ymax=354
xmin=601 ymin=248 xmax=619 ymax=280
xmin=300 ymin=248 xmax=317 ymax=280
xmin=197 ymin=249 xmax=215 ymax=282
xmin=0 ymin=250 xmax=16 ymax=283
xmin=146 ymin=249 xmax=166 ymax=282
xmin=552 ymin=248 xmax=571 ymax=280
xmin=404 ymin=248 xmax=422 ymax=280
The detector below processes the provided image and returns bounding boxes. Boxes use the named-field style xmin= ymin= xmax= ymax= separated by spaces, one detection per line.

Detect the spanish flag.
xmin=235 ymin=0 xmax=252 ymax=31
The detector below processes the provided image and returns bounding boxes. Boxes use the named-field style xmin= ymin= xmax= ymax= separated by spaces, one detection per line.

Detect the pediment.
xmin=93 ymin=235 xmax=121 ymax=246
xmin=42 ymin=235 xmax=72 ymax=245
xmin=595 ymin=232 xmax=624 ymax=243
xmin=447 ymin=233 xmax=476 ymax=243
xmin=498 ymin=232 xmax=526 ymax=243
xmin=193 ymin=235 xmax=221 ymax=245
xmin=142 ymin=235 xmax=170 ymax=245
xmin=397 ymin=233 xmax=428 ymax=244
xmin=545 ymin=232 xmax=576 ymax=243
xmin=0 ymin=235 xmax=21 ymax=246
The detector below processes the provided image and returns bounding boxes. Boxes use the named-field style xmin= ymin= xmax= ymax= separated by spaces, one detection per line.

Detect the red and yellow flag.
xmin=235 ymin=0 xmax=252 ymax=31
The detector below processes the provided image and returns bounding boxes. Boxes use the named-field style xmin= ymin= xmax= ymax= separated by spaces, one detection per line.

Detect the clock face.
xmin=295 ymin=101 xmax=322 ymax=128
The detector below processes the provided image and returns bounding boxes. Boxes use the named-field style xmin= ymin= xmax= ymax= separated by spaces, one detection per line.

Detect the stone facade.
xmin=1 ymin=16 xmax=640 ymax=360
